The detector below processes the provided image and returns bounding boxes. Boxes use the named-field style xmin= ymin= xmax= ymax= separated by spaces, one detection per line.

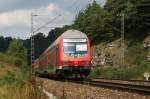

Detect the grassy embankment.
xmin=0 ymin=53 xmax=45 ymax=99
xmin=90 ymin=39 xmax=150 ymax=80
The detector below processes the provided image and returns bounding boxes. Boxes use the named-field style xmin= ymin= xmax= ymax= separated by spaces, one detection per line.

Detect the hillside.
xmin=90 ymin=37 xmax=150 ymax=80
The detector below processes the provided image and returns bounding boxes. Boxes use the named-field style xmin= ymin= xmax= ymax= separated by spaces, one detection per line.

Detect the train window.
xmin=63 ymin=43 xmax=76 ymax=54
xmin=63 ymin=42 xmax=87 ymax=57
xmin=76 ymin=43 xmax=87 ymax=51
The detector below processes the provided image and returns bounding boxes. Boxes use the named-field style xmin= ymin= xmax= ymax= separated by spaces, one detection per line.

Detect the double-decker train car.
xmin=32 ymin=29 xmax=91 ymax=78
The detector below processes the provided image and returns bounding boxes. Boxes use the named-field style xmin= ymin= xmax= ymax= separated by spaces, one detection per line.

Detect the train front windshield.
xmin=63 ymin=39 xmax=87 ymax=57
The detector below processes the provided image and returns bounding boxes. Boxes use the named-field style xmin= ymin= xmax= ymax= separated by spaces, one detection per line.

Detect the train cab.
xmin=57 ymin=30 xmax=91 ymax=77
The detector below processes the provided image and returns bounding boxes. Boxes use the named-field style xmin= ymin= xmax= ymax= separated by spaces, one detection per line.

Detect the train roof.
xmin=61 ymin=29 xmax=87 ymax=39
xmin=41 ymin=29 xmax=88 ymax=57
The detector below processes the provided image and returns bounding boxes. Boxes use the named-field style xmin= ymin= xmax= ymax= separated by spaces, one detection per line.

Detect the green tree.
xmin=135 ymin=0 xmax=150 ymax=35
xmin=73 ymin=0 xmax=107 ymax=41
xmin=7 ymin=39 xmax=26 ymax=60
xmin=0 ymin=36 xmax=12 ymax=52
xmin=104 ymin=0 xmax=150 ymax=39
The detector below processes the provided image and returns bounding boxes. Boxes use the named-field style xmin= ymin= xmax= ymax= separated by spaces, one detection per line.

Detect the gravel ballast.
xmin=37 ymin=78 xmax=150 ymax=99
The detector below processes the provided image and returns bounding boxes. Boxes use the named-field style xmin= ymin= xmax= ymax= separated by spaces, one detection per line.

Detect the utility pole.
xmin=31 ymin=13 xmax=34 ymax=74
xmin=30 ymin=13 xmax=61 ymax=74
xmin=31 ymin=13 xmax=38 ymax=74
xmin=121 ymin=13 xmax=125 ymax=67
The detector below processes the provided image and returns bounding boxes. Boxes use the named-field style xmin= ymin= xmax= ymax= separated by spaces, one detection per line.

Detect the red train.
xmin=32 ymin=29 xmax=91 ymax=78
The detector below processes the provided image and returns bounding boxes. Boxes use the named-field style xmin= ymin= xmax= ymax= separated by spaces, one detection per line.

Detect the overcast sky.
xmin=0 ymin=0 xmax=106 ymax=39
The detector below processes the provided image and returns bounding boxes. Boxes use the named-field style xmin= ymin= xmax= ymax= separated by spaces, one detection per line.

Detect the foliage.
xmin=90 ymin=67 xmax=101 ymax=77
xmin=3 ymin=71 xmax=16 ymax=83
xmin=73 ymin=0 xmax=108 ymax=41
xmin=104 ymin=0 xmax=150 ymax=38
xmin=94 ymin=63 xmax=150 ymax=80
xmin=126 ymin=42 xmax=147 ymax=65
xmin=0 ymin=54 xmax=28 ymax=86
xmin=0 ymin=80 xmax=45 ymax=99
xmin=0 ymin=36 xmax=12 ymax=52
xmin=0 ymin=53 xmax=45 ymax=99
xmin=0 ymin=64 xmax=4 ymax=68
xmin=0 ymin=71 xmax=25 ymax=87
xmin=91 ymin=42 xmax=150 ymax=80
xmin=0 ymin=53 xmax=20 ymax=66
xmin=0 ymin=39 xmax=30 ymax=79
xmin=7 ymin=39 xmax=26 ymax=60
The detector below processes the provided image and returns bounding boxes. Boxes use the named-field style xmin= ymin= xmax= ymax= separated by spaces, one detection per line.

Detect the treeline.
xmin=23 ymin=26 xmax=71 ymax=64
xmin=0 ymin=37 xmax=12 ymax=52
xmin=73 ymin=0 xmax=150 ymax=41
xmin=0 ymin=0 xmax=150 ymax=64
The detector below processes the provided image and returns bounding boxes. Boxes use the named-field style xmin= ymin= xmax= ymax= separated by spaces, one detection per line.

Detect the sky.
xmin=0 ymin=0 xmax=106 ymax=39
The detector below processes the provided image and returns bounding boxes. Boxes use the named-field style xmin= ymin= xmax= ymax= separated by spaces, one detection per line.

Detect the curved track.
xmin=84 ymin=78 xmax=150 ymax=93
xmin=37 ymin=75 xmax=150 ymax=93
xmin=71 ymin=78 xmax=150 ymax=93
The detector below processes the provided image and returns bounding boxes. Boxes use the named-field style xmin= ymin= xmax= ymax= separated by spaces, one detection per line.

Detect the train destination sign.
xmin=63 ymin=39 xmax=87 ymax=43
xmin=76 ymin=44 xmax=87 ymax=51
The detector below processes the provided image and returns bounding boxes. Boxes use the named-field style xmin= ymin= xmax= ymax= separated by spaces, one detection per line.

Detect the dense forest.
xmin=0 ymin=0 xmax=150 ymax=64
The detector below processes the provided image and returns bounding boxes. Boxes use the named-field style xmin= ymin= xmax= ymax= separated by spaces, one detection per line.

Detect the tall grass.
xmin=0 ymin=81 xmax=46 ymax=99
xmin=0 ymin=53 xmax=46 ymax=99
xmin=0 ymin=53 xmax=22 ymax=67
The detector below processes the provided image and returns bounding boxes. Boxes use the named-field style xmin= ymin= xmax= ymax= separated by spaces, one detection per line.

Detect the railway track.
xmin=37 ymin=76 xmax=150 ymax=99
xmin=38 ymin=75 xmax=150 ymax=93
xmin=73 ymin=78 xmax=150 ymax=93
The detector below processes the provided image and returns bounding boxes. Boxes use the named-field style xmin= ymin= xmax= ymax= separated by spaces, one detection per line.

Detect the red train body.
xmin=32 ymin=30 xmax=91 ymax=78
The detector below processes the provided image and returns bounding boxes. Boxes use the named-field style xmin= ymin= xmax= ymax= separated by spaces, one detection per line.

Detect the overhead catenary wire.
xmin=56 ymin=0 xmax=92 ymax=23
xmin=33 ymin=14 xmax=61 ymax=33
xmin=33 ymin=0 xmax=93 ymax=32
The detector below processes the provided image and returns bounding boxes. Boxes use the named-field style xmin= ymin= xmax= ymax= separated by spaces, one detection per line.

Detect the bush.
xmin=0 ymin=71 xmax=25 ymax=87
xmin=0 ymin=53 xmax=22 ymax=67
xmin=90 ymin=67 xmax=101 ymax=77
xmin=0 ymin=64 xmax=4 ymax=68
xmin=14 ymin=58 xmax=23 ymax=67
xmin=7 ymin=40 xmax=26 ymax=60
xmin=92 ymin=64 xmax=150 ymax=80
xmin=3 ymin=71 xmax=16 ymax=83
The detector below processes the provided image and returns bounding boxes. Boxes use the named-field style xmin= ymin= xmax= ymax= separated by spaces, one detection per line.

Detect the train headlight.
xmin=58 ymin=66 xmax=63 ymax=69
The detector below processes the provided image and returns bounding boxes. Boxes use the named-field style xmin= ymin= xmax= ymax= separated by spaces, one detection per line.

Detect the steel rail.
xmin=85 ymin=80 xmax=150 ymax=93
xmin=38 ymin=76 xmax=150 ymax=93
